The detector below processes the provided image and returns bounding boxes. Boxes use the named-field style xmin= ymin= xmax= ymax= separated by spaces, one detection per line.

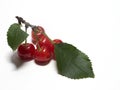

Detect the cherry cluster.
xmin=16 ymin=17 xmax=62 ymax=65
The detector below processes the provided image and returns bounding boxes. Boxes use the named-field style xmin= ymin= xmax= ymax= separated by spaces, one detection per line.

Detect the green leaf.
xmin=55 ymin=43 xmax=95 ymax=79
xmin=7 ymin=23 xmax=28 ymax=51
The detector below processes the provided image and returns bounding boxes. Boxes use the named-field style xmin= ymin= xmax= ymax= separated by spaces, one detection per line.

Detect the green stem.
xmin=43 ymin=32 xmax=54 ymax=44
xmin=25 ymin=26 xmax=27 ymax=44
xmin=32 ymin=26 xmax=39 ymax=42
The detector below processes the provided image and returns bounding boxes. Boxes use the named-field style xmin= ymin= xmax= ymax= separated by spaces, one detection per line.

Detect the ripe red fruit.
xmin=31 ymin=26 xmax=45 ymax=44
xmin=34 ymin=46 xmax=52 ymax=65
xmin=17 ymin=43 xmax=35 ymax=61
xmin=53 ymin=39 xmax=62 ymax=44
xmin=36 ymin=35 xmax=54 ymax=55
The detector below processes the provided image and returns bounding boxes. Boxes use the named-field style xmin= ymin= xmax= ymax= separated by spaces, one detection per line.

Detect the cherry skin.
xmin=36 ymin=35 xmax=54 ymax=56
xmin=53 ymin=39 xmax=62 ymax=44
xmin=32 ymin=26 xmax=45 ymax=44
xmin=52 ymin=39 xmax=62 ymax=60
xmin=34 ymin=46 xmax=52 ymax=65
xmin=17 ymin=43 xmax=35 ymax=61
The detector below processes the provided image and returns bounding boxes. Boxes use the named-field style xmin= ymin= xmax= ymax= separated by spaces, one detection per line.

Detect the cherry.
xmin=17 ymin=43 xmax=35 ymax=61
xmin=32 ymin=26 xmax=45 ymax=44
xmin=52 ymin=39 xmax=63 ymax=60
xmin=36 ymin=35 xmax=54 ymax=55
xmin=34 ymin=46 xmax=52 ymax=65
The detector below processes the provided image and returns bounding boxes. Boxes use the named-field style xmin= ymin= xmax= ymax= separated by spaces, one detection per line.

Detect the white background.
xmin=0 ymin=0 xmax=119 ymax=90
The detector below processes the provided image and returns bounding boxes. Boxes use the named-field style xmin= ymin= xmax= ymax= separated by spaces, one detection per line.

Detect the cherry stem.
xmin=15 ymin=16 xmax=36 ymax=28
xmin=16 ymin=16 xmax=37 ymax=44
xmin=16 ymin=16 xmax=54 ymax=44
xmin=25 ymin=26 xmax=27 ymax=44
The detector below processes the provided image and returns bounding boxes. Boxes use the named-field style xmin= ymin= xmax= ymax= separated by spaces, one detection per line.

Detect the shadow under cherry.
xmin=10 ymin=52 xmax=25 ymax=69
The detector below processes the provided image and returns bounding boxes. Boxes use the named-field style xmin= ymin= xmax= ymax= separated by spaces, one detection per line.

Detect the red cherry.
xmin=52 ymin=39 xmax=62 ymax=60
xmin=17 ymin=43 xmax=35 ymax=61
xmin=32 ymin=26 xmax=45 ymax=44
xmin=36 ymin=35 xmax=54 ymax=55
xmin=34 ymin=46 xmax=52 ymax=65
xmin=53 ymin=39 xmax=62 ymax=44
